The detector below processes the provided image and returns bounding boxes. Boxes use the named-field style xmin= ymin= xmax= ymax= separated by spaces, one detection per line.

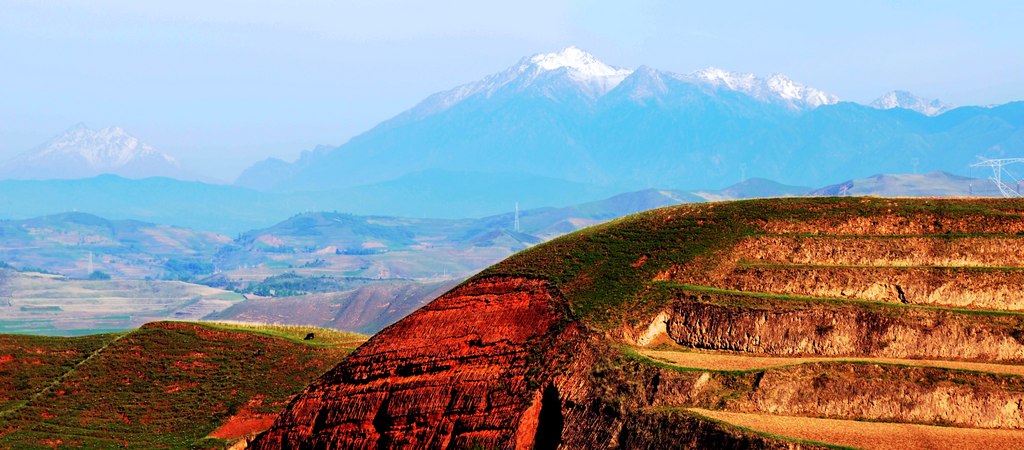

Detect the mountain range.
xmin=0 ymin=172 xmax=620 ymax=234
xmin=2 ymin=48 xmax=1011 ymax=205
xmin=233 ymin=47 xmax=1016 ymax=194
xmin=0 ymin=167 xmax=1010 ymax=238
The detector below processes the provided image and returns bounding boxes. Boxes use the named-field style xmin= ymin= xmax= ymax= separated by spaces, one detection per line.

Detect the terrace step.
xmin=734 ymin=235 xmax=1024 ymax=268
xmin=631 ymin=348 xmax=1024 ymax=430
xmin=646 ymin=285 xmax=1024 ymax=362
xmin=688 ymin=408 xmax=1024 ymax=450
xmin=638 ymin=348 xmax=1024 ymax=377
xmin=720 ymin=264 xmax=1024 ymax=311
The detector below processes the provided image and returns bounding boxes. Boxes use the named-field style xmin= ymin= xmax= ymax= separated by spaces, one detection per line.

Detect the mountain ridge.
xmin=870 ymin=90 xmax=954 ymax=116
xmin=234 ymin=47 xmax=1023 ymax=193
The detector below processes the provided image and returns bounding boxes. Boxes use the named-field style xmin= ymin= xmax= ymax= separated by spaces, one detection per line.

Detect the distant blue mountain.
xmin=0 ymin=171 xmax=617 ymax=234
xmin=237 ymin=48 xmax=1023 ymax=193
xmin=0 ymin=175 xmax=271 ymax=234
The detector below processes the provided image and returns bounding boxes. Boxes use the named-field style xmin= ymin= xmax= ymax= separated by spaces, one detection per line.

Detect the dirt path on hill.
xmin=689 ymin=408 xmax=1024 ymax=450
xmin=641 ymin=349 xmax=1024 ymax=376
xmin=0 ymin=333 xmax=123 ymax=418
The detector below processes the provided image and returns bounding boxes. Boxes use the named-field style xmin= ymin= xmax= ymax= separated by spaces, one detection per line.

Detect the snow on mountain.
xmin=28 ymin=123 xmax=175 ymax=168
xmin=526 ymin=46 xmax=633 ymax=87
xmin=235 ymin=45 xmax=1022 ymax=194
xmin=869 ymin=90 xmax=953 ymax=116
xmin=687 ymin=68 xmax=840 ymax=109
xmin=407 ymin=47 xmax=840 ymax=119
xmin=0 ymin=124 xmax=195 ymax=180
xmin=408 ymin=47 xmax=634 ymax=117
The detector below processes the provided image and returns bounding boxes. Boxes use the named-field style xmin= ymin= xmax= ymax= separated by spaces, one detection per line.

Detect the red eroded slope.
xmin=250 ymin=277 xmax=585 ymax=449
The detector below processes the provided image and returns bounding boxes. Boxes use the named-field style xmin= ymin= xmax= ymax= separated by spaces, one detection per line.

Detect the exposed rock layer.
xmin=734 ymin=235 xmax=1024 ymax=268
xmin=665 ymin=292 xmax=1024 ymax=362
xmin=251 ymin=277 xmax=585 ymax=448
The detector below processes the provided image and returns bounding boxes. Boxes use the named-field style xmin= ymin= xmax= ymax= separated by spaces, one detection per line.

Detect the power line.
xmin=971 ymin=158 xmax=1024 ymax=198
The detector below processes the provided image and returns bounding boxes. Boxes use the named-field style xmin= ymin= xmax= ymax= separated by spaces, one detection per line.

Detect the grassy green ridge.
xmin=198 ymin=321 xmax=367 ymax=348
xmin=480 ymin=197 xmax=1024 ymax=328
xmin=0 ymin=322 xmax=364 ymax=449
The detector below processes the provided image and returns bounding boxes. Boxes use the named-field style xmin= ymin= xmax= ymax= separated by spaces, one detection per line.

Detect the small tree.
xmin=88 ymin=270 xmax=111 ymax=280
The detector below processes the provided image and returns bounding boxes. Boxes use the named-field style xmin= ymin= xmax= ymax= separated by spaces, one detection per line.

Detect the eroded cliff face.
xmin=663 ymin=292 xmax=1024 ymax=361
xmin=759 ymin=211 xmax=1024 ymax=235
xmin=733 ymin=235 xmax=1024 ymax=268
xmin=720 ymin=266 xmax=1024 ymax=310
xmin=745 ymin=363 xmax=1024 ymax=429
xmin=250 ymin=277 xmax=585 ymax=449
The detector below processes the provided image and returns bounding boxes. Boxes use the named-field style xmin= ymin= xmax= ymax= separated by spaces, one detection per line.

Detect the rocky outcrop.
xmin=250 ymin=277 xmax=588 ymax=449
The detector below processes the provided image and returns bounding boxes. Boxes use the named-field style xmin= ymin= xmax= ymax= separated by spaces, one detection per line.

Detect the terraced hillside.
xmin=0 ymin=322 xmax=364 ymax=449
xmin=251 ymin=197 xmax=1024 ymax=449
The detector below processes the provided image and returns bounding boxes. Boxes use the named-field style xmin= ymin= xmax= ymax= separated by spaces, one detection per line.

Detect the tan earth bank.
xmin=689 ymin=409 xmax=1024 ymax=450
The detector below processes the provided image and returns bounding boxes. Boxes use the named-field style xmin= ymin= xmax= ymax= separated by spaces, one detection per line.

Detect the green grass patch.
xmin=194 ymin=321 xmax=366 ymax=348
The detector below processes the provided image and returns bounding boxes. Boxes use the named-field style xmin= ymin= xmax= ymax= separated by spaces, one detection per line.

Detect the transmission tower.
xmin=513 ymin=202 xmax=520 ymax=233
xmin=971 ymin=158 xmax=1024 ymax=198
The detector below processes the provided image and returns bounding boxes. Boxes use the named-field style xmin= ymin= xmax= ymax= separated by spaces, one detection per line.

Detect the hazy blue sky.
xmin=2 ymin=0 xmax=1021 ymax=180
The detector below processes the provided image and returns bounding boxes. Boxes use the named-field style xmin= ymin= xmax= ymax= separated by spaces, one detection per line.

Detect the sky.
xmin=1 ymin=0 xmax=1022 ymax=181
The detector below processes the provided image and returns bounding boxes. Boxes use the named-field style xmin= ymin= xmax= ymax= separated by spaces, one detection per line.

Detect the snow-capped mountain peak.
xmin=405 ymin=47 xmax=843 ymax=119
xmin=687 ymin=67 xmax=839 ymax=109
xmin=523 ymin=46 xmax=632 ymax=81
xmin=869 ymin=90 xmax=953 ymax=116
xmin=0 ymin=124 xmax=192 ymax=180
xmin=408 ymin=47 xmax=633 ymax=117
xmin=33 ymin=124 xmax=177 ymax=168
xmin=690 ymin=67 xmax=758 ymax=92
